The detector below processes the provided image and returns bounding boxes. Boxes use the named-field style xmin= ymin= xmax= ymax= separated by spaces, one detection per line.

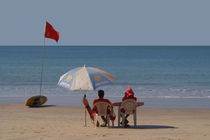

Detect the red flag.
xmin=44 ymin=21 xmax=59 ymax=42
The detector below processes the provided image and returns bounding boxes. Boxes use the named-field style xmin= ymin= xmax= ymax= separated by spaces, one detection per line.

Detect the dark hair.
xmin=98 ymin=90 xmax=104 ymax=98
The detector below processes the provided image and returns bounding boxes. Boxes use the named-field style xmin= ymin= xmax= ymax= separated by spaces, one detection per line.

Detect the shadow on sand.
xmin=111 ymin=125 xmax=176 ymax=129
xmin=28 ymin=105 xmax=56 ymax=108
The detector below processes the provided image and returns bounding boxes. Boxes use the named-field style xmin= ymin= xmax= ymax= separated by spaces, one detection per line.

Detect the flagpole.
xmin=39 ymin=37 xmax=46 ymax=96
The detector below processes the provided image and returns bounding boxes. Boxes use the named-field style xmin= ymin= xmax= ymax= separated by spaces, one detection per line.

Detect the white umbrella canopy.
xmin=58 ymin=65 xmax=115 ymax=91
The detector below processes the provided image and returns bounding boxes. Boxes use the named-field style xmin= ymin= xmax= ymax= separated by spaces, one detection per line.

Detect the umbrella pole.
xmin=84 ymin=91 xmax=87 ymax=127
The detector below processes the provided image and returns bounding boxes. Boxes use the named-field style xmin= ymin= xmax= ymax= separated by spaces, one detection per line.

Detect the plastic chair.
xmin=120 ymin=99 xmax=137 ymax=127
xmin=92 ymin=102 xmax=114 ymax=128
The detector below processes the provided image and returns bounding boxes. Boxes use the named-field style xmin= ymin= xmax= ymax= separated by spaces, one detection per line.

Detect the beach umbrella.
xmin=57 ymin=65 xmax=115 ymax=126
xmin=58 ymin=65 xmax=115 ymax=91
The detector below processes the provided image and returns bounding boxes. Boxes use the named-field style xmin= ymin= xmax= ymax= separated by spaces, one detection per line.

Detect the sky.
xmin=0 ymin=0 xmax=210 ymax=46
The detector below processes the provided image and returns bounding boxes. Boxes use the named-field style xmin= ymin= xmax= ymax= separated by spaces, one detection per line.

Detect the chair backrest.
xmin=121 ymin=99 xmax=137 ymax=114
xmin=93 ymin=102 xmax=111 ymax=116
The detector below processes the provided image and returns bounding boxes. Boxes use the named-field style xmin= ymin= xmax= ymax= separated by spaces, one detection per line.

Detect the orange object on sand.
xmin=82 ymin=96 xmax=94 ymax=121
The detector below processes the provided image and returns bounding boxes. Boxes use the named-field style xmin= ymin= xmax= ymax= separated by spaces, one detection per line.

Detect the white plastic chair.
xmin=92 ymin=102 xmax=114 ymax=128
xmin=119 ymin=99 xmax=137 ymax=127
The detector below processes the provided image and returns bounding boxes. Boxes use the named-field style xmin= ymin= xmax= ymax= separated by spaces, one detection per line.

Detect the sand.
xmin=0 ymin=104 xmax=210 ymax=140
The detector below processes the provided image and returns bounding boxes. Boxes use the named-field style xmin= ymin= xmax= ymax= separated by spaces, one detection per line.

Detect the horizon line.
xmin=0 ymin=44 xmax=210 ymax=47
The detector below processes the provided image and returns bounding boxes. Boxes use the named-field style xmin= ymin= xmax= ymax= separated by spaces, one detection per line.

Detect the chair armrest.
xmin=137 ymin=102 xmax=144 ymax=106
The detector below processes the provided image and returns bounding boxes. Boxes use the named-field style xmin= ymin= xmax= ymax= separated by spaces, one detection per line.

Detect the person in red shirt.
xmin=120 ymin=87 xmax=137 ymax=127
xmin=92 ymin=90 xmax=113 ymax=127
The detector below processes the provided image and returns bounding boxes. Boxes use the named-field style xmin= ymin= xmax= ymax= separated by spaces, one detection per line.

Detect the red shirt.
xmin=122 ymin=96 xmax=137 ymax=101
xmin=93 ymin=98 xmax=112 ymax=105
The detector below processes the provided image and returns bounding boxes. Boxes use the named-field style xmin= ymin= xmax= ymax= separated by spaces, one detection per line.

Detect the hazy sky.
xmin=0 ymin=0 xmax=210 ymax=45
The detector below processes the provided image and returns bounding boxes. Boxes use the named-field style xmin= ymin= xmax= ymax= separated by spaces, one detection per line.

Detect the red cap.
xmin=125 ymin=87 xmax=134 ymax=97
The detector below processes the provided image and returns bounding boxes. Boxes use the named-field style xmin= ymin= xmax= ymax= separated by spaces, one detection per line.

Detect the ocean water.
xmin=0 ymin=46 xmax=210 ymax=108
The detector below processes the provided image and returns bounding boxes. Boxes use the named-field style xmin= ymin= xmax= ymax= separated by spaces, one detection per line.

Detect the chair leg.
xmin=118 ymin=107 xmax=120 ymax=127
xmin=122 ymin=113 xmax=125 ymax=127
xmin=134 ymin=111 xmax=137 ymax=128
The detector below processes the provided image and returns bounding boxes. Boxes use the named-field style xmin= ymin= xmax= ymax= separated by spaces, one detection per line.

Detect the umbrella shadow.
xmin=28 ymin=105 xmax=56 ymax=108
xmin=111 ymin=125 xmax=176 ymax=129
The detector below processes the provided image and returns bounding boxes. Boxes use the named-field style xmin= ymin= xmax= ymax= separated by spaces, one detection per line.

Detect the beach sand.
xmin=0 ymin=104 xmax=210 ymax=140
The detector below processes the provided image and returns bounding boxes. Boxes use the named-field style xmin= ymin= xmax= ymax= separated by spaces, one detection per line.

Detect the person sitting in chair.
xmin=92 ymin=90 xmax=114 ymax=127
xmin=120 ymin=87 xmax=137 ymax=127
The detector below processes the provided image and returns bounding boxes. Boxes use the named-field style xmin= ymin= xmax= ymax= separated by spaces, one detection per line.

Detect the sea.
xmin=0 ymin=46 xmax=210 ymax=108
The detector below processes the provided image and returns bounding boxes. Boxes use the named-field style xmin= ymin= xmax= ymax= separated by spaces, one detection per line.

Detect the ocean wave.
xmin=1 ymin=84 xmax=210 ymax=99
